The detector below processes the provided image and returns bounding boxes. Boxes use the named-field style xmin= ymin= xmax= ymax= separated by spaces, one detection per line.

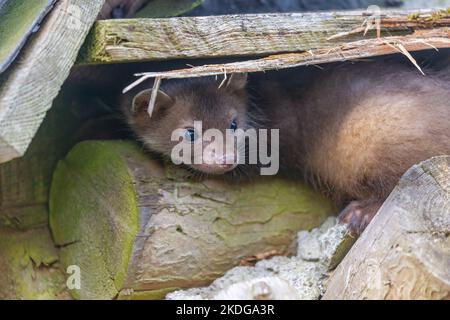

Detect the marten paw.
xmin=338 ymin=199 xmax=383 ymax=236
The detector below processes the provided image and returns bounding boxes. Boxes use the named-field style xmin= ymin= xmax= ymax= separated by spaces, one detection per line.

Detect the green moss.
xmin=211 ymin=178 xmax=335 ymax=247
xmin=0 ymin=227 xmax=66 ymax=299
xmin=76 ymin=22 xmax=111 ymax=64
xmin=49 ymin=141 xmax=141 ymax=299
xmin=408 ymin=9 xmax=450 ymax=22
xmin=430 ymin=9 xmax=450 ymax=21
xmin=0 ymin=85 xmax=117 ymax=299
xmin=0 ymin=0 xmax=54 ymax=72
xmin=408 ymin=13 xmax=421 ymax=21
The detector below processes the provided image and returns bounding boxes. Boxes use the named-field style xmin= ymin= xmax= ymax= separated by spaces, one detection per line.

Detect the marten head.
xmin=125 ymin=74 xmax=256 ymax=175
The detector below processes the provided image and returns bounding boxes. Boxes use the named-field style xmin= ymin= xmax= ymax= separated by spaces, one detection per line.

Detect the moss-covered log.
xmin=49 ymin=140 xmax=336 ymax=300
xmin=0 ymin=85 xmax=119 ymax=299
xmin=0 ymin=226 xmax=67 ymax=299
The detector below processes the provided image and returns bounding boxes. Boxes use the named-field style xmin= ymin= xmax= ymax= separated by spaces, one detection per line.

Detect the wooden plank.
xmin=78 ymin=8 xmax=450 ymax=65
xmin=124 ymin=28 xmax=450 ymax=92
xmin=323 ymin=156 xmax=450 ymax=300
xmin=0 ymin=0 xmax=56 ymax=73
xmin=0 ymin=0 xmax=105 ymax=164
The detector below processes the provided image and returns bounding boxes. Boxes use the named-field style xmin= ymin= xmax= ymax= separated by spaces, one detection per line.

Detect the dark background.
xmin=188 ymin=0 xmax=403 ymax=15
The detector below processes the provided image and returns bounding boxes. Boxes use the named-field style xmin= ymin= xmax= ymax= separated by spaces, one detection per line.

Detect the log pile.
xmin=0 ymin=1 xmax=449 ymax=300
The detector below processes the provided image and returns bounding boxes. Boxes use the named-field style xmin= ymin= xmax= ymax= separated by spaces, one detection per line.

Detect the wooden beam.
xmin=323 ymin=156 xmax=450 ymax=300
xmin=0 ymin=0 xmax=105 ymax=164
xmin=78 ymin=8 xmax=450 ymax=65
xmin=124 ymin=28 xmax=450 ymax=92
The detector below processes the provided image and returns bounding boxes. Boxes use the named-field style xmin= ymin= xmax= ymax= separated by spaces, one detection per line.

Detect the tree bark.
xmin=323 ymin=156 xmax=450 ymax=300
xmin=49 ymin=140 xmax=336 ymax=299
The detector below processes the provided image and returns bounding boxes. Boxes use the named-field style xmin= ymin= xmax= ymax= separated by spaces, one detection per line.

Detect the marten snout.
xmin=193 ymin=142 xmax=239 ymax=174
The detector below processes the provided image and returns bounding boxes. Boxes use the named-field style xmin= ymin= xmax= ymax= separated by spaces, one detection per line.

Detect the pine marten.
xmin=123 ymin=60 xmax=450 ymax=235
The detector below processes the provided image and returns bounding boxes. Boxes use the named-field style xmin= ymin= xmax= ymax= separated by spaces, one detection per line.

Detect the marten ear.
xmin=132 ymin=89 xmax=174 ymax=115
xmin=226 ymin=73 xmax=248 ymax=91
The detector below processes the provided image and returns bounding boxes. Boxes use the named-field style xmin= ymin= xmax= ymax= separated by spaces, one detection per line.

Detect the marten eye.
xmin=230 ymin=119 xmax=238 ymax=131
xmin=184 ymin=128 xmax=197 ymax=143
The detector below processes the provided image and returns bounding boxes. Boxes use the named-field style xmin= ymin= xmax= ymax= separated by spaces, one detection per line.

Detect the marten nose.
xmin=216 ymin=155 xmax=236 ymax=168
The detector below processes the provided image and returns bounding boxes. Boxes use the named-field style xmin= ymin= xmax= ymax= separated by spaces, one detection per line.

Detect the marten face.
xmin=125 ymin=74 xmax=254 ymax=175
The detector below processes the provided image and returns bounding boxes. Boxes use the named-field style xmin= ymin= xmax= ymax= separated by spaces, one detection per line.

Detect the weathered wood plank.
xmin=78 ymin=9 xmax=450 ymax=65
xmin=0 ymin=0 xmax=56 ymax=73
xmin=0 ymin=0 xmax=105 ymax=164
xmin=323 ymin=156 xmax=450 ymax=300
xmin=124 ymin=28 xmax=450 ymax=92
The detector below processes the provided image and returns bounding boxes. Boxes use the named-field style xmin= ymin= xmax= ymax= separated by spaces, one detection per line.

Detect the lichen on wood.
xmin=0 ymin=85 xmax=118 ymax=299
xmin=0 ymin=226 xmax=67 ymax=299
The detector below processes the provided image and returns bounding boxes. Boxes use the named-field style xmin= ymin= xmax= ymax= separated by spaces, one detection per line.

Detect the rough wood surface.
xmin=0 ymin=225 xmax=67 ymax=299
xmin=79 ymin=9 xmax=450 ymax=65
xmin=124 ymin=28 xmax=450 ymax=92
xmin=323 ymin=156 xmax=450 ymax=300
xmin=0 ymin=0 xmax=104 ymax=164
xmin=49 ymin=141 xmax=336 ymax=299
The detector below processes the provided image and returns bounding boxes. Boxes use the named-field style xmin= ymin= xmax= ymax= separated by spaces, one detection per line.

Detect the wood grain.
xmin=124 ymin=28 xmax=450 ymax=92
xmin=0 ymin=0 xmax=105 ymax=164
xmin=323 ymin=156 xmax=450 ymax=300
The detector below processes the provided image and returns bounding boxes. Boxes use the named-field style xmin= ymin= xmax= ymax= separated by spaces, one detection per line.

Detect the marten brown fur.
xmin=124 ymin=59 xmax=450 ymax=234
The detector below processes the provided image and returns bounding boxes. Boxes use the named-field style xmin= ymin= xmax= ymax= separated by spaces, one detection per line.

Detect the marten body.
xmin=124 ymin=60 xmax=450 ymax=234
xmin=256 ymin=61 xmax=450 ymax=232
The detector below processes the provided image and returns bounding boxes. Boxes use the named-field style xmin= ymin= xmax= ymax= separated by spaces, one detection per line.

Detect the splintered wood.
xmin=123 ymin=9 xmax=450 ymax=93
